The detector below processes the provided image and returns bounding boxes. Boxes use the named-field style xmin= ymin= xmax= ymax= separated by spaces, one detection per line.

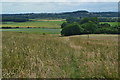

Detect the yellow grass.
xmin=2 ymin=32 xmax=119 ymax=78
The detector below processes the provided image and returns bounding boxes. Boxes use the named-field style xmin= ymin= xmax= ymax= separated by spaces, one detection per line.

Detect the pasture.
xmin=2 ymin=31 xmax=118 ymax=78
xmin=2 ymin=20 xmax=65 ymax=28
xmin=1 ymin=28 xmax=61 ymax=34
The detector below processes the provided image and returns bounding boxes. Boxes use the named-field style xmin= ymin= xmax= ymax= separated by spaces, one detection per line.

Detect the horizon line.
xmin=1 ymin=10 xmax=118 ymax=14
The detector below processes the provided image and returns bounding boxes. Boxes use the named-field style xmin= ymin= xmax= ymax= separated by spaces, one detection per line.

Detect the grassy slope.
xmin=2 ymin=32 xmax=118 ymax=78
xmin=2 ymin=20 xmax=65 ymax=28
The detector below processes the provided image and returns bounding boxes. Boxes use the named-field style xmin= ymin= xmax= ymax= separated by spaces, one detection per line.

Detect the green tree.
xmin=99 ymin=23 xmax=111 ymax=28
xmin=81 ymin=21 xmax=97 ymax=34
xmin=61 ymin=23 xmax=84 ymax=36
xmin=80 ymin=17 xmax=98 ymax=24
xmin=61 ymin=22 xmax=68 ymax=28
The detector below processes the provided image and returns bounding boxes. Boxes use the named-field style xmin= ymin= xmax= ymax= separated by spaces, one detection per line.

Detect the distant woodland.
xmin=1 ymin=10 xmax=119 ymax=22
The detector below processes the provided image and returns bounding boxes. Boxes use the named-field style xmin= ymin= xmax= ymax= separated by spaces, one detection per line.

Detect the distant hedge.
xmin=2 ymin=17 xmax=29 ymax=22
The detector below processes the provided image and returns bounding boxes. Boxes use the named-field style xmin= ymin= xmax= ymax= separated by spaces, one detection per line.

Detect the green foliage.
xmin=100 ymin=22 xmax=118 ymax=27
xmin=61 ymin=22 xmax=68 ymax=28
xmin=98 ymin=17 xmax=118 ymax=22
xmin=95 ymin=27 xmax=119 ymax=34
xmin=2 ymin=17 xmax=29 ymax=22
xmin=99 ymin=23 xmax=111 ymax=28
xmin=81 ymin=21 xmax=97 ymax=34
xmin=61 ymin=17 xmax=119 ymax=36
xmin=61 ymin=23 xmax=84 ymax=36
xmin=66 ymin=17 xmax=80 ymax=23
xmin=80 ymin=17 xmax=98 ymax=24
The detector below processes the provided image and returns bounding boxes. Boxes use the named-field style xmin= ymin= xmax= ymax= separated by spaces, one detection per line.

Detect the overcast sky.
xmin=1 ymin=2 xmax=118 ymax=14
xmin=1 ymin=0 xmax=119 ymax=2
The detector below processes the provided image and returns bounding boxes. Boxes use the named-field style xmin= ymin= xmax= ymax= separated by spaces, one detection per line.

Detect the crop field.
xmin=2 ymin=31 xmax=118 ymax=78
xmin=100 ymin=22 xmax=119 ymax=27
xmin=2 ymin=20 xmax=65 ymax=28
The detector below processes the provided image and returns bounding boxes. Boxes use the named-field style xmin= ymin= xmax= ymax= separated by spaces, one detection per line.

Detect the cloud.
xmin=2 ymin=2 xmax=118 ymax=14
xmin=1 ymin=0 xmax=119 ymax=2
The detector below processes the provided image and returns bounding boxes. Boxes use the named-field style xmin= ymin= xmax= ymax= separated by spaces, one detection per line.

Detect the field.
xmin=2 ymin=31 xmax=118 ymax=78
xmin=100 ymin=22 xmax=118 ymax=27
xmin=2 ymin=20 xmax=65 ymax=28
xmin=1 ymin=21 xmax=119 ymax=29
xmin=1 ymin=28 xmax=61 ymax=34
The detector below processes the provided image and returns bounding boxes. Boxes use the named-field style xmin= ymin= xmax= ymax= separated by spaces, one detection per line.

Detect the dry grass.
xmin=2 ymin=32 xmax=119 ymax=78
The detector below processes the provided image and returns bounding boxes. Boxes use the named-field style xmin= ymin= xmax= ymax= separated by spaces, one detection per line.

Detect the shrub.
xmin=61 ymin=23 xmax=84 ymax=36
xmin=99 ymin=23 xmax=111 ymax=28
xmin=61 ymin=22 xmax=68 ymax=28
xmin=81 ymin=21 xmax=97 ymax=34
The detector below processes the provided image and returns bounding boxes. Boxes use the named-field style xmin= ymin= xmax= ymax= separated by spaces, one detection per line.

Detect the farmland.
xmin=1 ymin=21 xmax=119 ymax=29
xmin=2 ymin=31 xmax=118 ymax=78
xmin=1 ymin=18 xmax=119 ymax=78
xmin=1 ymin=28 xmax=61 ymax=34
xmin=1 ymin=20 xmax=65 ymax=28
xmin=1 ymin=2 xmax=120 ymax=79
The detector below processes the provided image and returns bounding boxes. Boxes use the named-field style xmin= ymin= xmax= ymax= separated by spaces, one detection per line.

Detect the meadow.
xmin=2 ymin=20 xmax=65 ymax=28
xmin=1 ymin=28 xmax=61 ymax=34
xmin=2 ymin=31 xmax=118 ymax=78
xmin=1 ymin=19 xmax=119 ymax=78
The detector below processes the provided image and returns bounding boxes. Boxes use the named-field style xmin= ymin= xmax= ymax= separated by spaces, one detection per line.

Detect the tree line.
xmin=1 ymin=10 xmax=118 ymax=22
xmin=2 ymin=16 xmax=29 ymax=22
xmin=61 ymin=17 xmax=119 ymax=36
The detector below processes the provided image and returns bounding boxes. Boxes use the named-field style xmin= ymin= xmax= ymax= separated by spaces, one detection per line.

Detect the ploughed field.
xmin=2 ymin=31 xmax=118 ymax=78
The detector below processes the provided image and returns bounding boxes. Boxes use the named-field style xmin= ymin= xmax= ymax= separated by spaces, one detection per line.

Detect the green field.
xmin=2 ymin=20 xmax=65 ymax=28
xmin=1 ymin=28 xmax=61 ymax=34
xmin=100 ymin=22 xmax=119 ymax=27
xmin=2 ymin=31 xmax=118 ymax=78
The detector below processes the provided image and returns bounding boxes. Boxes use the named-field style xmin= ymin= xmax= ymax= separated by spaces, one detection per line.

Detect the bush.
xmin=81 ymin=21 xmax=97 ymax=34
xmin=61 ymin=22 xmax=68 ymax=28
xmin=61 ymin=17 xmax=118 ymax=36
xmin=99 ymin=23 xmax=111 ymax=28
xmin=61 ymin=23 xmax=84 ymax=36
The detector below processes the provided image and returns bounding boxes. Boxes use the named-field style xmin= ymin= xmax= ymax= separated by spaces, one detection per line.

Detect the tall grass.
xmin=2 ymin=32 xmax=118 ymax=78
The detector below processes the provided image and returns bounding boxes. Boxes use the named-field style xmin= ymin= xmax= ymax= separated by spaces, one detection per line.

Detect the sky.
xmin=1 ymin=2 xmax=119 ymax=14
xmin=1 ymin=0 xmax=119 ymax=2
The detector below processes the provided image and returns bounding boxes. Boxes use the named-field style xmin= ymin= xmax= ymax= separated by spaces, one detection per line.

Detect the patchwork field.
xmin=2 ymin=31 xmax=118 ymax=78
